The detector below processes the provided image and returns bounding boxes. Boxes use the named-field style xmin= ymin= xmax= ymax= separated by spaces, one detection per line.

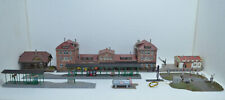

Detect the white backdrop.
xmin=193 ymin=0 xmax=225 ymax=86
xmin=0 ymin=0 xmax=197 ymax=82
xmin=1 ymin=0 xmax=225 ymax=100
xmin=26 ymin=0 xmax=197 ymax=66
xmin=0 ymin=1 xmax=30 ymax=72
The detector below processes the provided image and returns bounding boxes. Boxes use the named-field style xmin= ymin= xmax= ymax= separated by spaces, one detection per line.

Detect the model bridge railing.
xmin=1 ymin=69 xmax=45 ymax=85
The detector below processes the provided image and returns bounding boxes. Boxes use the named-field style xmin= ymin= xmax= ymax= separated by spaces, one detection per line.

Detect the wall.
xmin=0 ymin=0 xmax=31 ymax=82
xmin=193 ymin=0 xmax=225 ymax=86
xmin=26 ymin=0 xmax=197 ymax=65
xmin=0 ymin=0 xmax=197 ymax=69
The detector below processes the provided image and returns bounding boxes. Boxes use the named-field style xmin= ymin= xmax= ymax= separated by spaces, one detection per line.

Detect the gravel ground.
xmin=2 ymin=81 xmax=96 ymax=88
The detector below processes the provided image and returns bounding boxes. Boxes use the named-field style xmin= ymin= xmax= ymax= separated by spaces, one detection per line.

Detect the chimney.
xmin=75 ymin=38 xmax=77 ymax=42
xmin=35 ymin=49 xmax=37 ymax=56
xmin=137 ymin=40 xmax=140 ymax=43
xmin=150 ymin=38 xmax=152 ymax=43
xmin=64 ymin=37 xmax=66 ymax=42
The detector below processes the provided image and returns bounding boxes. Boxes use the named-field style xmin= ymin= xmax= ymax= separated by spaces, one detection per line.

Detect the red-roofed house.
xmin=134 ymin=40 xmax=158 ymax=69
xmin=174 ymin=56 xmax=202 ymax=68
xmin=56 ymin=40 xmax=79 ymax=71
xmin=56 ymin=39 xmax=157 ymax=71
xmin=19 ymin=50 xmax=52 ymax=69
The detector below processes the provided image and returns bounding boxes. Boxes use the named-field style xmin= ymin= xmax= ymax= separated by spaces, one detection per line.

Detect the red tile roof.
xmin=19 ymin=51 xmax=51 ymax=63
xmin=99 ymin=48 xmax=115 ymax=54
xmin=176 ymin=56 xmax=201 ymax=62
xmin=56 ymin=40 xmax=78 ymax=50
xmin=135 ymin=40 xmax=157 ymax=50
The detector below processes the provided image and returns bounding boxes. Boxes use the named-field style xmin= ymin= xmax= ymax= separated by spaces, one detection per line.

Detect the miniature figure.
xmin=210 ymin=74 xmax=215 ymax=83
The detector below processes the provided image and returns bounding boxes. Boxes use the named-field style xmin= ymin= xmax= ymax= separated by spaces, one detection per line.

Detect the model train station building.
xmin=56 ymin=39 xmax=157 ymax=71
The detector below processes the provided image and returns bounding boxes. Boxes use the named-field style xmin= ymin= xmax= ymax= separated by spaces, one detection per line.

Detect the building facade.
xmin=56 ymin=39 xmax=157 ymax=71
xmin=19 ymin=50 xmax=52 ymax=69
xmin=174 ymin=56 xmax=202 ymax=69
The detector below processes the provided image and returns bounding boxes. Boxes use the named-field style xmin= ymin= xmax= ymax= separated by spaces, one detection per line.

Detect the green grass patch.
xmin=160 ymin=73 xmax=207 ymax=81
xmin=169 ymin=82 xmax=201 ymax=91
xmin=205 ymin=81 xmax=224 ymax=91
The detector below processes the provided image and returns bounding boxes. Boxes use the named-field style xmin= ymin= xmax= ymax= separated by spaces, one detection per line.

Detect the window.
xmin=64 ymin=50 xmax=68 ymax=54
xmin=59 ymin=51 xmax=63 ymax=54
xmin=120 ymin=57 xmax=132 ymax=60
xmin=81 ymin=57 xmax=93 ymax=61
xmin=64 ymin=57 xmax=69 ymax=61
xmin=151 ymin=51 xmax=154 ymax=55
xmin=60 ymin=57 xmax=63 ymax=60
xmin=193 ymin=63 xmax=197 ymax=66
xmin=141 ymin=57 xmax=153 ymax=61
xmin=144 ymin=46 xmax=151 ymax=49
xmin=145 ymin=64 xmax=149 ymax=68
xmin=60 ymin=64 xmax=63 ymax=68
xmin=99 ymin=57 xmax=103 ymax=60
xmin=69 ymin=51 xmax=72 ymax=55
xmin=62 ymin=46 xmax=69 ymax=49
xmin=145 ymin=50 xmax=150 ymax=54
xmin=140 ymin=50 xmax=144 ymax=54
xmin=103 ymin=56 xmax=112 ymax=60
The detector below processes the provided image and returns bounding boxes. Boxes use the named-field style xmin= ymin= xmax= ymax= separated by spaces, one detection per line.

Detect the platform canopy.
xmin=1 ymin=69 xmax=45 ymax=74
xmin=66 ymin=63 xmax=142 ymax=68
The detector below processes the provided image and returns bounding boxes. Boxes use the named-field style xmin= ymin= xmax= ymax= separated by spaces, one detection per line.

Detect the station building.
xmin=56 ymin=39 xmax=157 ymax=71
xmin=19 ymin=50 xmax=52 ymax=69
xmin=174 ymin=56 xmax=202 ymax=69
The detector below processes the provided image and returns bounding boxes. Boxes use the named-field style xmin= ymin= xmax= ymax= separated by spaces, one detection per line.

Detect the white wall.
xmin=0 ymin=0 xmax=31 ymax=82
xmin=0 ymin=0 xmax=197 ymax=69
xmin=26 ymin=0 xmax=197 ymax=65
xmin=193 ymin=0 xmax=225 ymax=86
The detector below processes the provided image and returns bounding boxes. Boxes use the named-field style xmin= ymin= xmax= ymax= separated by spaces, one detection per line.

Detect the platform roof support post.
xmin=81 ymin=67 xmax=83 ymax=75
xmin=124 ymin=68 xmax=126 ymax=76
xmin=75 ymin=69 xmax=77 ymax=76
xmin=43 ymin=74 xmax=44 ymax=83
xmin=16 ymin=74 xmax=18 ymax=83
xmin=5 ymin=74 xmax=7 ymax=84
xmin=18 ymin=74 xmax=20 ymax=83
xmin=105 ymin=67 xmax=107 ymax=75
xmin=112 ymin=67 xmax=114 ymax=73
xmin=9 ymin=74 xmax=11 ymax=82
xmin=137 ymin=67 xmax=139 ymax=74
xmin=30 ymin=74 xmax=31 ymax=83
xmin=130 ymin=69 xmax=133 ymax=76
xmin=99 ymin=67 xmax=102 ymax=75
xmin=25 ymin=74 xmax=27 ymax=83
xmin=118 ymin=67 xmax=120 ymax=76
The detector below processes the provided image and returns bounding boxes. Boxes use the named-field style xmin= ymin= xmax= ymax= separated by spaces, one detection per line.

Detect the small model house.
xmin=174 ymin=56 xmax=202 ymax=69
xmin=56 ymin=39 xmax=157 ymax=71
xmin=19 ymin=50 xmax=52 ymax=69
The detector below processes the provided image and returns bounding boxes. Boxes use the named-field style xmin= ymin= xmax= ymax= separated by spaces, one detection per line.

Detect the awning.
xmin=1 ymin=69 xmax=45 ymax=74
xmin=66 ymin=63 xmax=142 ymax=68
